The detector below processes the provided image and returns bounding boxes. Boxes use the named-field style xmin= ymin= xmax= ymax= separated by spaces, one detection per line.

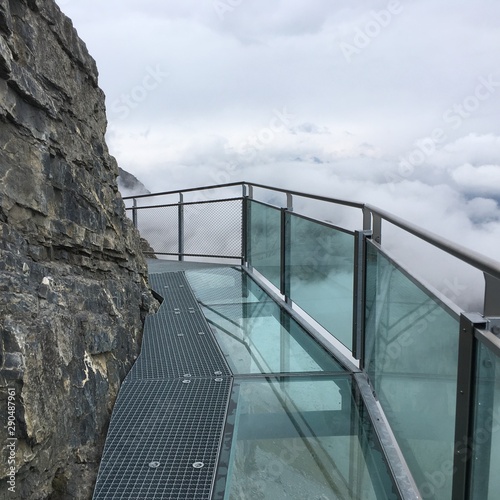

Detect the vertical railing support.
xmin=243 ymin=184 xmax=254 ymax=206
xmin=363 ymin=206 xmax=371 ymax=232
xmin=132 ymin=198 xmax=138 ymax=228
xmin=484 ymin=273 xmax=500 ymax=317
xmin=178 ymin=192 xmax=184 ymax=261
xmin=373 ymin=213 xmax=382 ymax=244
xmin=242 ymin=186 xmax=249 ymax=266
xmin=281 ymin=193 xmax=293 ymax=304
xmin=353 ymin=230 xmax=371 ymax=365
xmin=452 ymin=312 xmax=487 ymax=500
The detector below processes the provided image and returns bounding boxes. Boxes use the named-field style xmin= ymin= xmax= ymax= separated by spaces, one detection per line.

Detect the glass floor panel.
xmin=186 ymin=268 xmax=344 ymax=374
xmin=218 ymin=376 xmax=399 ymax=500
xmin=185 ymin=266 xmax=402 ymax=498
xmin=186 ymin=267 xmax=270 ymax=305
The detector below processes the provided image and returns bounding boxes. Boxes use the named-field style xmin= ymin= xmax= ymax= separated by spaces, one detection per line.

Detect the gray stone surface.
xmin=0 ymin=1 xmax=157 ymax=498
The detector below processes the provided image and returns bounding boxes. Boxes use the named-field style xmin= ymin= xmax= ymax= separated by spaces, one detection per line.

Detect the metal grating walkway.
xmin=93 ymin=272 xmax=232 ymax=499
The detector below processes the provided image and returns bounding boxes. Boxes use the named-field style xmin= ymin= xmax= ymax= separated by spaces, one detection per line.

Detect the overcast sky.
xmin=60 ymin=0 xmax=499 ymax=305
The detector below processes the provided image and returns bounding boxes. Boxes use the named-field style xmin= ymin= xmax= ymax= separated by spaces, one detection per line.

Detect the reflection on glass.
xmin=287 ymin=214 xmax=355 ymax=350
xmin=247 ymin=200 xmax=281 ymax=289
xmin=470 ymin=342 xmax=500 ymax=499
xmin=224 ymin=377 xmax=399 ymax=500
xmin=365 ymin=242 xmax=460 ymax=500
xmin=187 ymin=268 xmax=343 ymax=374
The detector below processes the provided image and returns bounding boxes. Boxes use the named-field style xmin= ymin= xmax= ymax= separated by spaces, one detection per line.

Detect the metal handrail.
xmin=242 ymin=181 xmax=365 ymax=209
xmin=122 ymin=180 xmax=363 ymax=208
xmin=122 ymin=181 xmax=245 ymax=200
xmin=124 ymin=180 xmax=500 ymax=283
xmin=366 ymin=204 xmax=500 ymax=282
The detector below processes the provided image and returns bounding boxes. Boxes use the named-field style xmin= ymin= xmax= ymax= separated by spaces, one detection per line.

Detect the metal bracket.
xmin=487 ymin=317 xmax=500 ymax=336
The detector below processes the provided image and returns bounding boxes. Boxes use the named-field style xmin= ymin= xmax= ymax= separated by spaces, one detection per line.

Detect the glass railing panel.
xmin=365 ymin=241 xmax=460 ymax=500
xmin=223 ymin=376 xmax=400 ymax=500
xmin=247 ymin=199 xmax=281 ymax=289
xmin=287 ymin=213 xmax=355 ymax=350
xmin=186 ymin=268 xmax=344 ymax=375
xmin=470 ymin=340 xmax=500 ymax=499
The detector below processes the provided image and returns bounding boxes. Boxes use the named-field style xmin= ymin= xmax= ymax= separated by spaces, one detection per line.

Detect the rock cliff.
xmin=0 ymin=1 xmax=156 ymax=498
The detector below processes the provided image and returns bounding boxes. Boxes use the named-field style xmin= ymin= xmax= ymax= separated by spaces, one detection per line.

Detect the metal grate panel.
xmin=93 ymin=271 xmax=233 ymax=499
xmin=127 ymin=310 xmax=231 ymax=380
xmin=149 ymin=271 xmax=199 ymax=312
xmin=93 ymin=378 xmax=232 ymax=500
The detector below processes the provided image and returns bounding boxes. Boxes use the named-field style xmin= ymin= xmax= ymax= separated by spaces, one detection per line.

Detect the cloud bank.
xmin=61 ymin=0 xmax=500 ymax=310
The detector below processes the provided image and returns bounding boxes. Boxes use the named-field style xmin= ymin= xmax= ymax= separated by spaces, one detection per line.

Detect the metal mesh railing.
xmin=134 ymin=204 xmax=179 ymax=255
xmin=184 ymin=198 xmax=242 ymax=258
xmin=127 ymin=197 xmax=243 ymax=260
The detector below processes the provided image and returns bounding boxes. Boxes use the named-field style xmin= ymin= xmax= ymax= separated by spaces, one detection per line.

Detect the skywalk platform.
xmin=92 ymin=260 xmax=402 ymax=499
xmin=114 ymin=182 xmax=500 ymax=499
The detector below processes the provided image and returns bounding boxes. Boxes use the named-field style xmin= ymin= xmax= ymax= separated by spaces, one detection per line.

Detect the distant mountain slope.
xmin=117 ymin=167 xmax=151 ymax=196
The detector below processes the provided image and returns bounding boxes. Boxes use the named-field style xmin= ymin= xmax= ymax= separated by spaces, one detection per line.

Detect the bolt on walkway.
xmin=93 ymin=261 xmax=401 ymax=499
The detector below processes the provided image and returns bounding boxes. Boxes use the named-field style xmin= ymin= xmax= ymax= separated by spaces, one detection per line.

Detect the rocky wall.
xmin=0 ymin=1 xmax=156 ymax=498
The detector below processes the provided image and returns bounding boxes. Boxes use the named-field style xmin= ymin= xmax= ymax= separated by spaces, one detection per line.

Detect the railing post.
xmin=132 ymin=198 xmax=138 ymax=228
xmin=484 ymin=273 xmax=500 ymax=316
xmin=363 ymin=206 xmax=371 ymax=232
xmin=353 ymin=230 xmax=371 ymax=365
xmin=242 ymin=185 xmax=249 ymax=266
xmin=178 ymin=192 xmax=184 ymax=261
xmin=281 ymin=193 xmax=293 ymax=304
xmin=372 ymin=213 xmax=382 ymax=244
xmin=452 ymin=312 xmax=487 ymax=500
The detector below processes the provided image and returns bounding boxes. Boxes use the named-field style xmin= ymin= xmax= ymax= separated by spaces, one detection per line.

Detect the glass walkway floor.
xmin=93 ymin=261 xmax=402 ymax=499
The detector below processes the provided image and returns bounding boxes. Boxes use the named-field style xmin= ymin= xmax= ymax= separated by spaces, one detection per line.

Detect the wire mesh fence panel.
xmin=183 ymin=199 xmax=242 ymax=258
xmin=134 ymin=205 xmax=179 ymax=255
